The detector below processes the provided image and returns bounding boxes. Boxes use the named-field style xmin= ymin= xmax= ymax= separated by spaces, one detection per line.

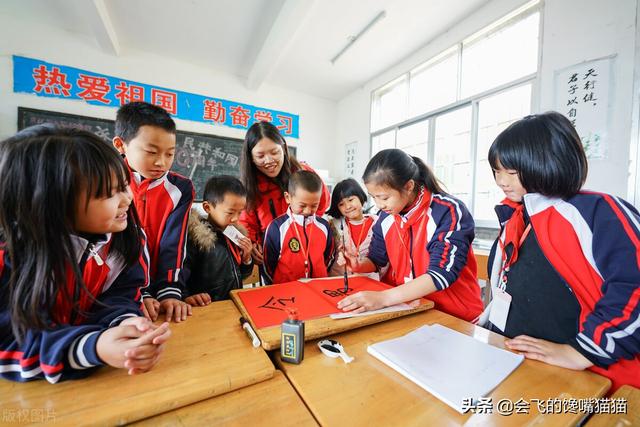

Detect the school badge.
xmin=289 ymin=237 xmax=301 ymax=252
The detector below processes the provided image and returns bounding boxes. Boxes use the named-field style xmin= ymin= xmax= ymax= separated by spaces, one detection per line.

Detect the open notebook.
xmin=367 ymin=324 xmax=524 ymax=413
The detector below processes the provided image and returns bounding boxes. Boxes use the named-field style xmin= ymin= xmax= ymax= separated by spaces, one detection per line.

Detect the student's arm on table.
xmin=509 ymin=197 xmax=640 ymax=370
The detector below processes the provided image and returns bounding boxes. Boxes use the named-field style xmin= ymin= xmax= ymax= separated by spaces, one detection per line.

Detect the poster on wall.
xmin=554 ymin=55 xmax=614 ymax=159
xmin=12 ymin=55 xmax=300 ymax=138
xmin=345 ymin=141 xmax=357 ymax=177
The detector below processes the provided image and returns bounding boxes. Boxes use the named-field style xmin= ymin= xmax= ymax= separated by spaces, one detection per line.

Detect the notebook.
xmin=367 ymin=323 xmax=524 ymax=413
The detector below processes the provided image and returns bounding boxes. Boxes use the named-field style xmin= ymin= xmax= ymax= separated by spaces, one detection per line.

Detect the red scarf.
xmin=499 ymin=199 xmax=528 ymax=270
xmin=384 ymin=188 xmax=432 ymax=286
xmin=55 ymin=242 xmax=111 ymax=325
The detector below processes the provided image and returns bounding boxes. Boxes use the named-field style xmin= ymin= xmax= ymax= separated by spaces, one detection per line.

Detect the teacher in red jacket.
xmin=239 ymin=121 xmax=330 ymax=271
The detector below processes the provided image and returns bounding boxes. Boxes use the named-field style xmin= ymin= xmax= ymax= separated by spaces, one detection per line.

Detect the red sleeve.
xmin=317 ymin=181 xmax=330 ymax=217
xmin=239 ymin=208 xmax=260 ymax=243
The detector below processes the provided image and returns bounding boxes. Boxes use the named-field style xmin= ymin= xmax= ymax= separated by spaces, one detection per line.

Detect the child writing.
xmin=337 ymin=149 xmax=483 ymax=321
xmin=326 ymin=178 xmax=378 ymax=277
xmin=0 ymin=126 xmax=170 ymax=383
xmin=478 ymin=111 xmax=639 ymax=391
xmin=113 ymin=102 xmax=194 ymax=323
xmin=263 ymin=170 xmax=334 ymax=284
xmin=183 ymin=176 xmax=254 ymax=305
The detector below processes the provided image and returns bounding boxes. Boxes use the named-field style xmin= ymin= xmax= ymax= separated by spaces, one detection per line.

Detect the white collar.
xmin=70 ymin=233 xmax=111 ymax=263
xmin=132 ymin=170 xmax=168 ymax=187
xmin=288 ymin=208 xmax=316 ymax=226
xmin=345 ymin=216 xmax=366 ymax=225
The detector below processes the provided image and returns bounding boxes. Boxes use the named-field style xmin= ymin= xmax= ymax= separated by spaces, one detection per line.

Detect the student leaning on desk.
xmin=476 ymin=111 xmax=640 ymax=392
xmin=0 ymin=125 xmax=170 ymax=383
xmin=113 ymin=102 xmax=194 ymax=323
xmin=337 ymin=149 xmax=483 ymax=322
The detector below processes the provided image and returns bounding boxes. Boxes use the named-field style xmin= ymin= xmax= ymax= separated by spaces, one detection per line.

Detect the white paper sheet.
xmin=367 ymin=324 xmax=524 ymax=413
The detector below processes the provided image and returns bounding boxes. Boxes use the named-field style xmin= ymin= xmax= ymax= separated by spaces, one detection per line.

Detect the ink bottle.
xmin=280 ymin=308 xmax=304 ymax=364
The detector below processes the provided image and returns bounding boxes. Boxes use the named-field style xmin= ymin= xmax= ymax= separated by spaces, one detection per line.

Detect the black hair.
xmin=115 ymin=101 xmax=176 ymax=143
xmin=488 ymin=111 xmax=588 ymax=198
xmin=240 ymin=121 xmax=302 ymax=210
xmin=363 ymin=149 xmax=444 ymax=194
xmin=202 ymin=175 xmax=247 ymax=205
xmin=287 ymin=170 xmax=323 ymax=194
xmin=327 ymin=178 xmax=368 ymax=218
xmin=0 ymin=125 xmax=144 ymax=340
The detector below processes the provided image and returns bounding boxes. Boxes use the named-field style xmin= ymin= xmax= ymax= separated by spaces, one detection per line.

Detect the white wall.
xmin=336 ymin=0 xmax=639 ymax=204
xmin=0 ymin=12 xmax=338 ymax=178
xmin=538 ymin=0 xmax=637 ymax=198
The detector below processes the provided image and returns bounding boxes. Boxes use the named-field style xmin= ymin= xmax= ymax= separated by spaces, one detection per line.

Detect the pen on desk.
xmin=239 ymin=317 xmax=261 ymax=348
xmin=340 ymin=220 xmax=349 ymax=292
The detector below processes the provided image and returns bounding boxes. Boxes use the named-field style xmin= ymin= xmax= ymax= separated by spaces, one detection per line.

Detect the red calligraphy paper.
xmin=238 ymin=276 xmax=392 ymax=328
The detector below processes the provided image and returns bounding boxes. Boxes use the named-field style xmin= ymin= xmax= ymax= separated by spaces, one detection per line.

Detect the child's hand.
xmin=142 ymin=297 xmax=160 ymax=321
xmin=238 ymin=237 xmax=253 ymax=264
xmin=96 ymin=321 xmax=171 ymax=372
xmin=123 ymin=322 xmax=171 ymax=375
xmin=342 ymin=250 xmax=359 ymax=273
xmin=251 ymin=243 xmax=264 ymax=265
xmin=505 ymin=336 xmax=593 ymax=370
xmin=159 ymin=298 xmax=192 ymax=323
xmin=337 ymin=291 xmax=388 ymax=313
xmin=185 ymin=293 xmax=212 ymax=307
xmin=119 ymin=316 xmax=153 ymax=332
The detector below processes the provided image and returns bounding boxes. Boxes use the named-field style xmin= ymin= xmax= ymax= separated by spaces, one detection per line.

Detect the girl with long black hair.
xmin=0 ymin=125 xmax=170 ymax=383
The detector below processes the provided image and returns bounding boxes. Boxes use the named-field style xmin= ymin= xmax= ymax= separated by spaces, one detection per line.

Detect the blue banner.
xmin=13 ymin=55 xmax=299 ymax=138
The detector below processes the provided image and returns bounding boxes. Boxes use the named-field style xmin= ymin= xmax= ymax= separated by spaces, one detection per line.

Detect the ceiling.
xmin=1 ymin=0 xmax=490 ymax=100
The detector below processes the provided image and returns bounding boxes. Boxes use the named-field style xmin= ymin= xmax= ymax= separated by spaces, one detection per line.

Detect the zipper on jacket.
xmin=268 ymin=199 xmax=277 ymax=220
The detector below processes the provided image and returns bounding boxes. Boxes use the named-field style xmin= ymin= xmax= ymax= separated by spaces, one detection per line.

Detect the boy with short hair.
xmin=263 ymin=170 xmax=334 ymax=284
xmin=184 ymin=176 xmax=254 ymax=304
xmin=113 ymin=101 xmax=194 ymax=323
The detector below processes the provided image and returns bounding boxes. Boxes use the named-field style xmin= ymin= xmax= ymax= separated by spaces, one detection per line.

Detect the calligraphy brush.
xmin=341 ymin=219 xmax=349 ymax=292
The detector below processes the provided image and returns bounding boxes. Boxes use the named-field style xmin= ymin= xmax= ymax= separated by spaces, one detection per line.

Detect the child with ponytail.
xmin=337 ymin=148 xmax=483 ymax=321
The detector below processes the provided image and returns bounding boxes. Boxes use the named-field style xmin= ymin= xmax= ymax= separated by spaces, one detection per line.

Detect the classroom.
xmin=0 ymin=0 xmax=639 ymax=425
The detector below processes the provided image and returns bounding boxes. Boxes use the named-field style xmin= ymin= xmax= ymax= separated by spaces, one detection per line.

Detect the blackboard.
xmin=18 ymin=107 xmax=296 ymax=201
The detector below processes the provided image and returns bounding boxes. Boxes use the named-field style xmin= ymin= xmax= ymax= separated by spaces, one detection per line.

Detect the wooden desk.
xmin=586 ymin=385 xmax=640 ymax=427
xmin=131 ymin=371 xmax=318 ymax=426
xmin=0 ymin=301 xmax=274 ymax=426
xmin=276 ymin=309 xmax=611 ymax=426
xmin=231 ymin=285 xmax=433 ymax=351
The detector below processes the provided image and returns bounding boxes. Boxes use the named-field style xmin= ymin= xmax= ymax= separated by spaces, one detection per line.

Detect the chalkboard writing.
xmin=17 ymin=107 xmax=295 ymax=200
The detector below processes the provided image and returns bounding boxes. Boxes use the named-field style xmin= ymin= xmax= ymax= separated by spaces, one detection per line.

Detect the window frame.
xmin=369 ymin=1 xmax=543 ymax=229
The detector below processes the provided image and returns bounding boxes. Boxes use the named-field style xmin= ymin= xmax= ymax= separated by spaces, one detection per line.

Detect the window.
xmin=434 ymin=107 xmax=472 ymax=207
xmin=409 ymin=47 xmax=458 ymax=118
xmin=474 ymin=83 xmax=533 ymax=224
xmin=371 ymin=130 xmax=396 ymax=157
xmin=371 ymin=76 xmax=407 ymax=132
xmin=397 ymin=120 xmax=429 ymax=161
xmin=461 ymin=10 xmax=539 ymax=98
xmin=369 ymin=1 xmax=540 ymax=228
